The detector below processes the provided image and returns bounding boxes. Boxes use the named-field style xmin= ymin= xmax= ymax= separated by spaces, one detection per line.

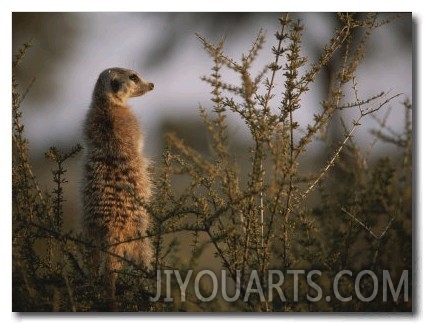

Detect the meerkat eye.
xmin=129 ymin=74 xmax=139 ymax=83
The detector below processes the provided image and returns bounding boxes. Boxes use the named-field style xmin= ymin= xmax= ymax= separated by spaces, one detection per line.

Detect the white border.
xmin=2 ymin=0 xmax=416 ymax=12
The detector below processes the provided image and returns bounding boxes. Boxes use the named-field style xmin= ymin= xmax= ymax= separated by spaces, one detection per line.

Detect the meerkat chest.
xmin=112 ymin=112 xmax=142 ymax=143
xmin=89 ymin=106 xmax=144 ymax=155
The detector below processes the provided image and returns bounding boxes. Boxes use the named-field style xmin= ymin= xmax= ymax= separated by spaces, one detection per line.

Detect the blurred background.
xmin=12 ymin=12 xmax=412 ymax=230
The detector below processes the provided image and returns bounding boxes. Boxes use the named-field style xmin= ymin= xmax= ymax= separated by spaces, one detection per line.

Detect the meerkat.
xmin=81 ymin=67 xmax=154 ymax=309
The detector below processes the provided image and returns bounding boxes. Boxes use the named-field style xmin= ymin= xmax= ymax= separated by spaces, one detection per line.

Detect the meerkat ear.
xmin=110 ymin=79 xmax=122 ymax=93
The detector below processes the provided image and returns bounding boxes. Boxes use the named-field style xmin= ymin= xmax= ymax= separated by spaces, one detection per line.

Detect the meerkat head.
xmin=94 ymin=67 xmax=154 ymax=105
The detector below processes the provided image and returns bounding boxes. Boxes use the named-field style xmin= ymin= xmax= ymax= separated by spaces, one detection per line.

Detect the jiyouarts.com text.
xmin=150 ymin=269 xmax=409 ymax=303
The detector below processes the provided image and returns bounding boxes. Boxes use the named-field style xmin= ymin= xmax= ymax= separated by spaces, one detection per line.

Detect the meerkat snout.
xmin=148 ymin=83 xmax=154 ymax=90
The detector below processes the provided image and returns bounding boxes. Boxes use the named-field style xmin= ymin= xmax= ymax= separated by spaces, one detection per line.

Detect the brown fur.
xmin=81 ymin=68 xmax=154 ymax=309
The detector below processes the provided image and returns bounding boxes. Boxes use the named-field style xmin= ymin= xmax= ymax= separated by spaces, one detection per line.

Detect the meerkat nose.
xmin=149 ymin=83 xmax=154 ymax=90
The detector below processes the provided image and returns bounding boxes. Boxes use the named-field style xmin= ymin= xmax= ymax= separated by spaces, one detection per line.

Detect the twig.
xmin=341 ymin=207 xmax=394 ymax=240
xmin=299 ymin=90 xmax=401 ymax=201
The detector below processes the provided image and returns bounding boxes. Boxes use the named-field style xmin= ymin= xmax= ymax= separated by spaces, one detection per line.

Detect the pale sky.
xmin=14 ymin=13 xmax=412 ymax=160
